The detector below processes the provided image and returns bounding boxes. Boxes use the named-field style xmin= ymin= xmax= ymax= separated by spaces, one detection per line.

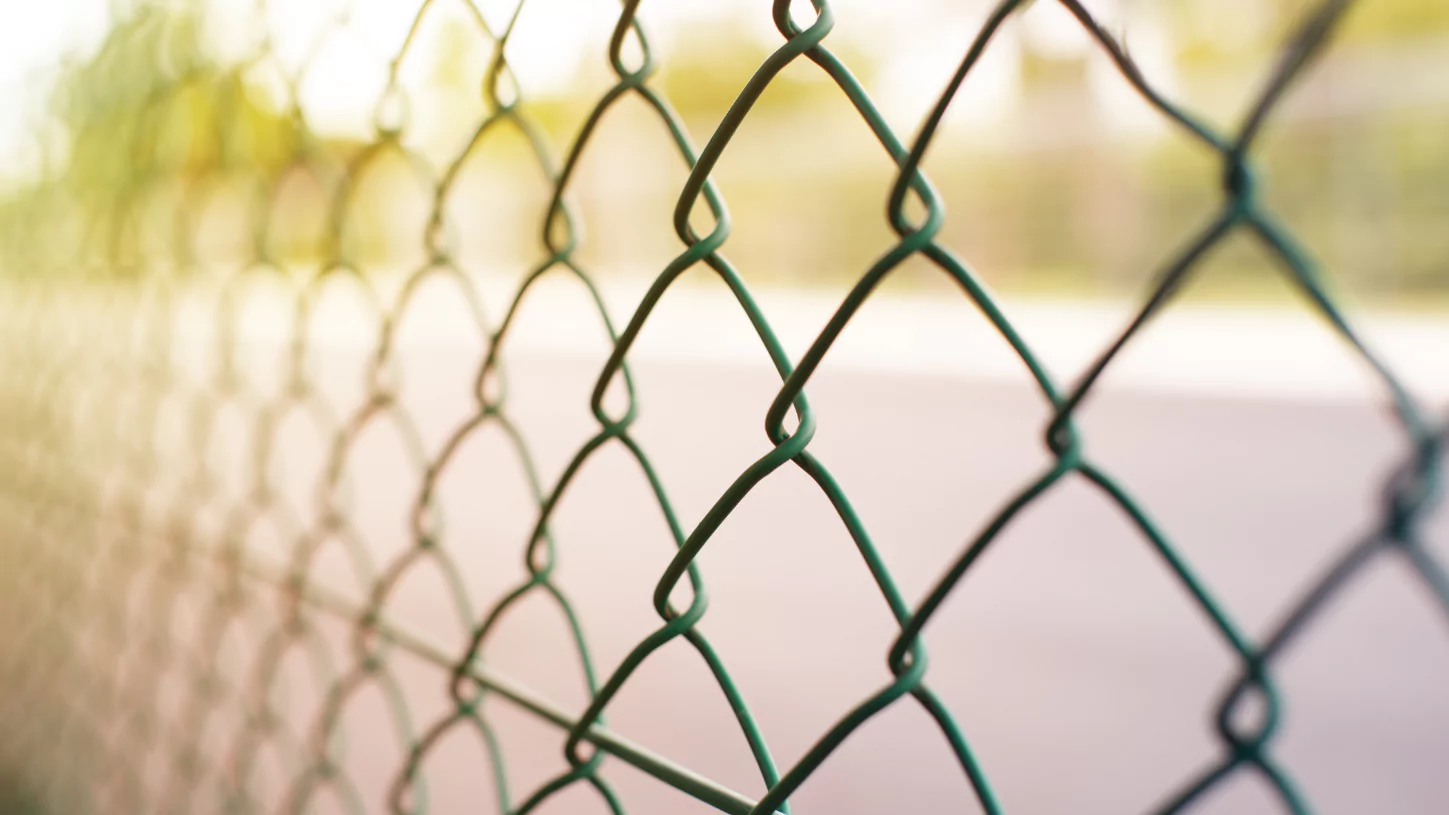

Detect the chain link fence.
xmin=1 ymin=0 xmax=1447 ymax=813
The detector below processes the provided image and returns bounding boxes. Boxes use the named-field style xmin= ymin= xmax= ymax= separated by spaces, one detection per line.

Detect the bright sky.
xmin=0 ymin=0 xmax=110 ymax=178
xmin=0 ymin=0 xmax=1172 ymax=178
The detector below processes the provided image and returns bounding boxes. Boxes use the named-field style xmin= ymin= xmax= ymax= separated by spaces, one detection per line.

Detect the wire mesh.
xmin=0 ymin=1 xmax=1447 ymax=814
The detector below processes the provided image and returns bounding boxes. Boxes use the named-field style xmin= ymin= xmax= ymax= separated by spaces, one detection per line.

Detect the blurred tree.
xmin=2 ymin=0 xmax=1444 ymax=300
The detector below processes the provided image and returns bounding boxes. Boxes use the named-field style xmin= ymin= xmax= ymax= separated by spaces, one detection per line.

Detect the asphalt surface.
xmin=207 ymin=340 xmax=1449 ymax=815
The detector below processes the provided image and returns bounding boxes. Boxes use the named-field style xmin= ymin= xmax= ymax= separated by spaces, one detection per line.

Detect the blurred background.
xmin=0 ymin=1 xmax=1446 ymax=814
xmin=1 ymin=0 xmax=1448 ymax=298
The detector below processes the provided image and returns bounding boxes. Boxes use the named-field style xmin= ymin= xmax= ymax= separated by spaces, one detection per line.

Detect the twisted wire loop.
xmin=0 ymin=0 xmax=1445 ymax=814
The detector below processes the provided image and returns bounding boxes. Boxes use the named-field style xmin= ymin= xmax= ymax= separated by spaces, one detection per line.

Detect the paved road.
xmin=220 ymin=335 xmax=1447 ymax=815
xmin=93 ymin=279 xmax=1441 ymax=815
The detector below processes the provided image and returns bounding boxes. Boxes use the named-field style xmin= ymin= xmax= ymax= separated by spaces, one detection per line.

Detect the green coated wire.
xmin=0 ymin=0 xmax=1444 ymax=814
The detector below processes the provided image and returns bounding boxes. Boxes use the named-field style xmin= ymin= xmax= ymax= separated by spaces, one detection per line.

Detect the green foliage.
xmin=3 ymin=0 xmax=1446 ymax=300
